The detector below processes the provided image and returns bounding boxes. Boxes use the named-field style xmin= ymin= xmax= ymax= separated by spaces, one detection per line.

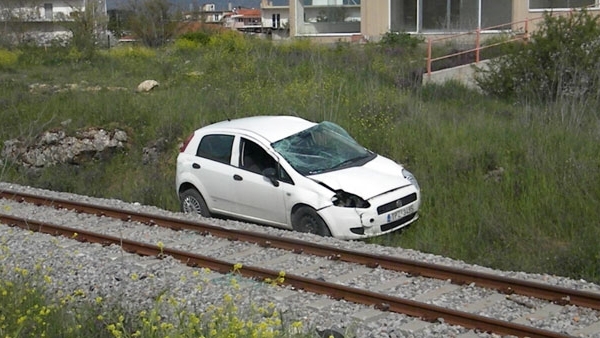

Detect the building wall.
xmin=361 ymin=0 xmax=388 ymax=39
xmin=290 ymin=0 xmax=360 ymax=37
xmin=262 ymin=7 xmax=289 ymax=29
xmin=0 ymin=0 xmax=107 ymax=46
xmin=512 ymin=1 xmax=600 ymax=33
xmin=284 ymin=1 xmax=600 ymax=41
xmin=1 ymin=0 xmax=84 ymax=21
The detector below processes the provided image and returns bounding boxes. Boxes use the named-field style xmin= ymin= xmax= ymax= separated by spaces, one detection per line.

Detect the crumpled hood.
xmin=308 ymin=155 xmax=411 ymax=200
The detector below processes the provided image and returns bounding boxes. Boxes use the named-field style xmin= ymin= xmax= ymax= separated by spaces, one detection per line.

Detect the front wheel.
xmin=291 ymin=206 xmax=332 ymax=237
xmin=179 ymin=189 xmax=210 ymax=217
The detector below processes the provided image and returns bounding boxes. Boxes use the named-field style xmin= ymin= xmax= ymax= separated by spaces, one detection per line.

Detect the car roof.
xmin=200 ymin=116 xmax=317 ymax=143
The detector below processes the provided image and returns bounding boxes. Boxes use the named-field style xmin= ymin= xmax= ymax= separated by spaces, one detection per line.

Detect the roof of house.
xmin=224 ymin=8 xmax=261 ymax=19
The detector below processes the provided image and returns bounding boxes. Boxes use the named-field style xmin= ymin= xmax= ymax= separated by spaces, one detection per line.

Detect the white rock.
xmin=136 ymin=80 xmax=159 ymax=92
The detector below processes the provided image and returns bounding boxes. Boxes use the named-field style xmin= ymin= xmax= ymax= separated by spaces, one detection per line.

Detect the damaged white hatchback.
xmin=176 ymin=115 xmax=420 ymax=240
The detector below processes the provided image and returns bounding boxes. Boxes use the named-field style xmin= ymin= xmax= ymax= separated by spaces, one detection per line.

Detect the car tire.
xmin=180 ymin=189 xmax=211 ymax=217
xmin=292 ymin=206 xmax=332 ymax=237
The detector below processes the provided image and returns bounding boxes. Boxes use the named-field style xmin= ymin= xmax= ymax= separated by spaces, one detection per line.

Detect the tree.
xmin=62 ymin=0 xmax=108 ymax=58
xmin=107 ymin=8 xmax=133 ymax=39
xmin=475 ymin=10 xmax=600 ymax=103
xmin=126 ymin=0 xmax=177 ymax=47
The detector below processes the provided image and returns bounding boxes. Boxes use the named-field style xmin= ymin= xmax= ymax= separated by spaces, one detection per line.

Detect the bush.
xmin=0 ymin=49 xmax=20 ymax=68
xmin=378 ymin=31 xmax=424 ymax=51
xmin=476 ymin=10 xmax=600 ymax=103
xmin=108 ymin=45 xmax=157 ymax=60
xmin=208 ymin=30 xmax=251 ymax=53
xmin=174 ymin=38 xmax=202 ymax=51
xmin=178 ymin=31 xmax=212 ymax=45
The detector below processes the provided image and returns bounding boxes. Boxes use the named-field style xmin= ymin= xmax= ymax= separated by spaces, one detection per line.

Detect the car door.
xmin=232 ymin=137 xmax=290 ymax=227
xmin=192 ymin=133 xmax=238 ymax=215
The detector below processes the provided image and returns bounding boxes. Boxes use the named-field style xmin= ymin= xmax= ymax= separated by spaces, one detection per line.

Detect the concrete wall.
xmin=422 ymin=59 xmax=491 ymax=89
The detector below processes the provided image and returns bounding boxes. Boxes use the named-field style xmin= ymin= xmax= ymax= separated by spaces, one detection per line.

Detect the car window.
xmin=196 ymin=134 xmax=234 ymax=164
xmin=277 ymin=165 xmax=293 ymax=184
xmin=240 ymin=138 xmax=293 ymax=184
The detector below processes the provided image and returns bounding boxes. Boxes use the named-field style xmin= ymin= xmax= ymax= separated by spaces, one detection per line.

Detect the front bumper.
xmin=318 ymin=186 xmax=420 ymax=240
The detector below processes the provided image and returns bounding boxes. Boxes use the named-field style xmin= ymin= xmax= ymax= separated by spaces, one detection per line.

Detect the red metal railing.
xmin=425 ymin=19 xmax=533 ymax=76
xmin=425 ymin=5 xmax=600 ymax=77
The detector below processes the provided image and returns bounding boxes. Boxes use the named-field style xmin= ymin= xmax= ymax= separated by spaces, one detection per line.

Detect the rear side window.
xmin=196 ymin=134 xmax=234 ymax=164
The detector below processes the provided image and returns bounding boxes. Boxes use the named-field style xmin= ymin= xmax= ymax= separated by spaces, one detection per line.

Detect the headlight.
xmin=331 ymin=190 xmax=370 ymax=208
xmin=402 ymin=168 xmax=420 ymax=191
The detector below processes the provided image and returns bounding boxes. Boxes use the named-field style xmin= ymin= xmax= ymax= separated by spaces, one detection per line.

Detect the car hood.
xmin=308 ymin=155 xmax=410 ymax=200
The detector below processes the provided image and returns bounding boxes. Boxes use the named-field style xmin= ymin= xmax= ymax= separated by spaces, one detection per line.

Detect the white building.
xmin=261 ymin=0 xmax=289 ymax=33
xmin=262 ymin=0 xmax=600 ymax=42
xmin=0 ymin=0 xmax=107 ymax=45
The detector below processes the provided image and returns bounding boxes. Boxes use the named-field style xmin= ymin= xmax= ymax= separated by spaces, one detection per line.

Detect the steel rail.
xmin=0 ymin=212 xmax=573 ymax=338
xmin=2 ymin=189 xmax=600 ymax=312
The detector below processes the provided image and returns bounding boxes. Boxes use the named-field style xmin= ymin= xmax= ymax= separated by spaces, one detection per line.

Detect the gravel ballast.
xmin=1 ymin=182 xmax=599 ymax=338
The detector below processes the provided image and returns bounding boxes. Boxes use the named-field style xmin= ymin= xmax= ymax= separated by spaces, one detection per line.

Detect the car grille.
xmin=377 ymin=193 xmax=417 ymax=215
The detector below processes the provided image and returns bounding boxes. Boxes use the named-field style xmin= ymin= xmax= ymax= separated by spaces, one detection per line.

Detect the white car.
xmin=176 ymin=116 xmax=420 ymax=240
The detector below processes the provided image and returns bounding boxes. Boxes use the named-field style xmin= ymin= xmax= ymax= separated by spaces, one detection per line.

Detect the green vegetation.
xmin=0 ymin=15 xmax=599 ymax=290
xmin=476 ymin=9 xmax=600 ymax=103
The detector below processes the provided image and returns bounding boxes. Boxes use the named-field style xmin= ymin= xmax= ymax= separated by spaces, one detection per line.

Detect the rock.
xmin=142 ymin=138 xmax=168 ymax=165
xmin=1 ymin=128 xmax=128 ymax=168
xmin=484 ymin=167 xmax=505 ymax=182
xmin=136 ymin=80 xmax=159 ymax=92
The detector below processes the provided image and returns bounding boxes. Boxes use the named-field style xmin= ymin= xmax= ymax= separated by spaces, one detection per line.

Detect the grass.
xmin=0 ymin=33 xmax=599 ymax=287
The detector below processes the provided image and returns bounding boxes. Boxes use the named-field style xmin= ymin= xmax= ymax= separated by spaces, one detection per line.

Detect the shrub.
xmin=108 ymin=45 xmax=157 ymax=60
xmin=174 ymin=37 xmax=202 ymax=51
xmin=178 ymin=31 xmax=211 ymax=45
xmin=476 ymin=10 xmax=600 ymax=103
xmin=378 ymin=31 xmax=424 ymax=51
xmin=0 ymin=49 xmax=20 ymax=68
xmin=208 ymin=30 xmax=250 ymax=53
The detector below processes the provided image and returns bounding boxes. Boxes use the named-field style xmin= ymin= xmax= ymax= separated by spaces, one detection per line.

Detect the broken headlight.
xmin=331 ymin=190 xmax=370 ymax=208
xmin=402 ymin=168 xmax=420 ymax=191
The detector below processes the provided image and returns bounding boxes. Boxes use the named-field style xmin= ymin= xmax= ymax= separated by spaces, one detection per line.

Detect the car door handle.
xmin=192 ymin=163 xmax=201 ymax=169
xmin=233 ymin=174 xmax=243 ymax=181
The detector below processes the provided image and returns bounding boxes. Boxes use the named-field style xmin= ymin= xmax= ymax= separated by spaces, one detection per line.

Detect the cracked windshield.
xmin=272 ymin=121 xmax=374 ymax=175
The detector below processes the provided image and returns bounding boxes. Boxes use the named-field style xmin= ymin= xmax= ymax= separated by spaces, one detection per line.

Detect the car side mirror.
xmin=262 ymin=167 xmax=279 ymax=187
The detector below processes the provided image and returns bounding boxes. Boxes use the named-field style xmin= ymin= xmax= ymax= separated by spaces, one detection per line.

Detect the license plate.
xmin=387 ymin=204 xmax=416 ymax=223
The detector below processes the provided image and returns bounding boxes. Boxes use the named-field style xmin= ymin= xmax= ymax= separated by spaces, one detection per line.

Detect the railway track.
xmin=1 ymin=187 xmax=599 ymax=337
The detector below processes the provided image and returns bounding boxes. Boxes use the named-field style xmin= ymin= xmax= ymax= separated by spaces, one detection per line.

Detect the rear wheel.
xmin=291 ymin=206 xmax=332 ymax=237
xmin=180 ymin=189 xmax=210 ymax=217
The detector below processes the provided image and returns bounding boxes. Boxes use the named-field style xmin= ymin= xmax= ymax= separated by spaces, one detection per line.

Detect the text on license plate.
xmin=386 ymin=204 xmax=416 ymax=223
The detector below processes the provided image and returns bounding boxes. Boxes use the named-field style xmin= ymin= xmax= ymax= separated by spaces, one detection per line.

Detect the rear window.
xmin=196 ymin=134 xmax=234 ymax=164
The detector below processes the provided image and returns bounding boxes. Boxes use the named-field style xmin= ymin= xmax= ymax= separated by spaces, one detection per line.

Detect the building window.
xmin=529 ymin=0 xmax=595 ymax=9
xmin=303 ymin=0 xmax=361 ymax=5
xmin=481 ymin=0 xmax=512 ymax=30
xmin=421 ymin=0 xmax=481 ymax=31
xmin=44 ymin=3 xmax=53 ymax=20
xmin=297 ymin=0 xmax=360 ymax=34
xmin=272 ymin=13 xmax=281 ymax=28
xmin=391 ymin=0 xmax=511 ymax=33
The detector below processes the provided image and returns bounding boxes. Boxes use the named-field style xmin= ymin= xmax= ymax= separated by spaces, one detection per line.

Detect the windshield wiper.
xmin=330 ymin=154 xmax=371 ymax=170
